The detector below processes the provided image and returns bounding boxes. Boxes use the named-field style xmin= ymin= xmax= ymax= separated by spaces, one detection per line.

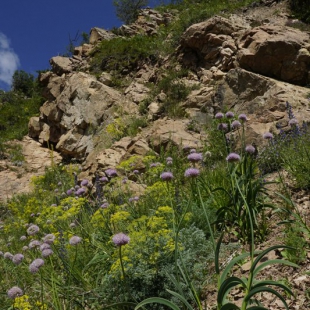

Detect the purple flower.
xmin=40 ymin=243 xmax=51 ymax=252
xmin=27 ymin=224 xmax=40 ymax=236
xmin=81 ymin=179 xmax=89 ymax=186
xmin=150 ymin=162 xmax=161 ymax=168
xmin=22 ymin=246 xmax=28 ymax=251
xmin=43 ymin=234 xmax=55 ymax=244
xmin=122 ymin=177 xmax=128 ymax=184
xmin=112 ymin=233 xmax=130 ymax=246
xmin=263 ymin=132 xmax=273 ymax=140
xmin=217 ymin=123 xmax=228 ymax=132
xmin=245 ymin=145 xmax=256 ymax=154
xmin=29 ymin=264 xmax=39 ymax=274
xmin=289 ymin=118 xmax=298 ymax=126
xmin=20 ymin=235 xmax=27 ymax=241
xmin=67 ymin=188 xmax=74 ymax=196
xmin=226 ymin=153 xmax=241 ymax=163
xmin=41 ymin=248 xmax=53 ymax=258
xmin=160 ymin=172 xmax=174 ymax=181
xmin=7 ymin=286 xmax=23 ymax=299
xmin=215 ymin=112 xmax=224 ymax=119
xmin=184 ymin=168 xmax=200 ymax=178
xmin=99 ymin=176 xmax=109 ymax=183
xmin=29 ymin=240 xmax=41 ymax=249
xmin=4 ymin=252 xmax=13 ymax=260
xmin=133 ymin=170 xmax=139 ymax=174
xmin=75 ymin=187 xmax=86 ymax=196
xmin=187 ymin=152 xmax=203 ymax=162
xmin=225 ymin=111 xmax=234 ymax=119
xmin=105 ymin=168 xmax=118 ymax=177
xmin=69 ymin=236 xmax=82 ymax=245
xmin=238 ymin=114 xmax=248 ymax=122
xmin=29 ymin=258 xmax=45 ymax=273
xmin=190 ymin=148 xmax=196 ymax=153
xmin=129 ymin=196 xmax=139 ymax=203
xmin=12 ymin=254 xmax=24 ymax=265
xmin=100 ymin=202 xmax=109 ymax=209
xmin=231 ymin=120 xmax=241 ymax=129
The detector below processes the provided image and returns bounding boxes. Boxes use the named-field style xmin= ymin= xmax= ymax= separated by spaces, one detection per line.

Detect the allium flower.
xmin=225 ymin=111 xmax=234 ymax=119
xmin=29 ymin=240 xmax=41 ymax=249
xmin=187 ymin=152 xmax=203 ymax=162
xmin=22 ymin=246 xmax=28 ymax=251
xmin=238 ymin=114 xmax=248 ymax=122
xmin=41 ymin=249 xmax=53 ymax=258
xmin=100 ymin=202 xmax=109 ymax=209
xmin=160 ymin=171 xmax=174 ymax=181
xmin=66 ymin=188 xmax=74 ymax=196
xmin=226 ymin=153 xmax=241 ymax=163
xmin=112 ymin=233 xmax=130 ymax=246
xmin=263 ymin=132 xmax=273 ymax=140
xmin=69 ymin=236 xmax=82 ymax=245
xmin=99 ymin=176 xmax=109 ymax=183
xmin=40 ymin=243 xmax=51 ymax=252
xmin=215 ymin=112 xmax=224 ymax=119
xmin=133 ymin=170 xmax=139 ymax=174
xmin=289 ymin=118 xmax=298 ymax=126
xmin=245 ymin=145 xmax=256 ymax=154
xmin=217 ymin=123 xmax=228 ymax=132
xmin=105 ymin=168 xmax=117 ymax=177
xmin=75 ymin=187 xmax=86 ymax=196
xmin=81 ymin=179 xmax=89 ymax=186
xmin=12 ymin=254 xmax=24 ymax=265
xmin=231 ymin=120 xmax=241 ymax=129
xmin=31 ymin=258 xmax=45 ymax=268
xmin=7 ymin=286 xmax=23 ymax=299
xmin=150 ymin=162 xmax=161 ymax=168
xmin=69 ymin=222 xmax=76 ymax=228
xmin=184 ymin=168 xmax=200 ymax=178
xmin=20 ymin=235 xmax=27 ymax=241
xmin=43 ymin=234 xmax=55 ymax=244
xmin=27 ymin=224 xmax=40 ymax=236
xmin=29 ymin=264 xmax=39 ymax=274
xmin=129 ymin=196 xmax=139 ymax=203
xmin=75 ymin=185 xmax=80 ymax=190
xmin=4 ymin=252 xmax=13 ymax=260
xmin=190 ymin=148 xmax=196 ymax=153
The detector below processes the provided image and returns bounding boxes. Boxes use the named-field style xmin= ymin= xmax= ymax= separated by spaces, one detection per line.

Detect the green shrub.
xmin=289 ymin=0 xmax=310 ymax=23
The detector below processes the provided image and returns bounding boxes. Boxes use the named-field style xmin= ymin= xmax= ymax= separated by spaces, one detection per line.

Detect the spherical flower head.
xmin=99 ymin=176 xmax=109 ymax=183
xmin=133 ymin=170 xmax=139 ymax=174
xmin=160 ymin=171 xmax=174 ymax=181
xmin=4 ymin=252 xmax=13 ymax=260
xmin=226 ymin=152 xmax=241 ymax=163
xmin=245 ymin=145 xmax=256 ymax=154
xmin=66 ymin=188 xmax=74 ymax=196
xmin=40 ymin=243 xmax=51 ymax=252
xmin=75 ymin=187 xmax=86 ymax=196
xmin=187 ymin=152 xmax=203 ymax=162
xmin=217 ymin=123 xmax=228 ymax=132
xmin=31 ymin=258 xmax=45 ymax=268
xmin=215 ymin=112 xmax=224 ymax=119
xmin=112 ymin=233 xmax=130 ymax=246
xmin=27 ymin=224 xmax=40 ymax=236
xmin=238 ymin=114 xmax=248 ymax=122
xmin=22 ymin=246 xmax=28 ymax=251
xmin=81 ymin=179 xmax=89 ymax=186
xmin=43 ymin=234 xmax=55 ymax=244
xmin=20 ymin=235 xmax=27 ymax=241
xmin=225 ymin=111 xmax=234 ymax=119
xmin=184 ymin=168 xmax=200 ymax=178
xmin=29 ymin=240 xmax=41 ymax=249
xmin=289 ymin=118 xmax=298 ymax=126
xmin=12 ymin=254 xmax=24 ymax=265
xmin=100 ymin=202 xmax=109 ymax=209
xmin=7 ymin=286 xmax=23 ymax=299
xmin=69 ymin=222 xmax=76 ymax=228
xmin=41 ymin=248 xmax=53 ymax=258
xmin=231 ymin=120 xmax=241 ymax=129
xmin=150 ymin=162 xmax=160 ymax=168
xmin=263 ymin=132 xmax=273 ymax=140
xmin=189 ymin=148 xmax=196 ymax=154
xmin=69 ymin=236 xmax=82 ymax=245
xmin=105 ymin=168 xmax=117 ymax=178
xmin=29 ymin=264 xmax=39 ymax=274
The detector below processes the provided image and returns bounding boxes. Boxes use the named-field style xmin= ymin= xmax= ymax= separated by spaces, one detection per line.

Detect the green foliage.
xmin=11 ymin=70 xmax=35 ymax=97
xmin=113 ymin=0 xmax=149 ymax=24
xmin=289 ymin=0 xmax=310 ymax=23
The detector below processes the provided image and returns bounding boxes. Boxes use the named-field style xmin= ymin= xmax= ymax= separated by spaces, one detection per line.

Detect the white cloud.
xmin=0 ymin=32 xmax=20 ymax=87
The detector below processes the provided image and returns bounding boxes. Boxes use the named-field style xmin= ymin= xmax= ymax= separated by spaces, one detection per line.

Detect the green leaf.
xmin=253 ymin=259 xmax=299 ymax=277
xmin=166 ymin=289 xmax=194 ymax=310
xmin=246 ymin=307 xmax=269 ymax=310
xmin=245 ymin=287 xmax=289 ymax=310
xmin=215 ymin=232 xmax=225 ymax=275
xmin=134 ymin=297 xmax=181 ymax=310
xmin=218 ymin=277 xmax=246 ymax=305
xmin=253 ymin=280 xmax=294 ymax=297
xmin=104 ymin=302 xmax=137 ymax=309
xmin=220 ymin=302 xmax=240 ymax=310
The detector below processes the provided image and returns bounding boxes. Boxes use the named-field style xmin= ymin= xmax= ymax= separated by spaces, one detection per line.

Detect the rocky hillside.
xmin=1 ymin=0 xmax=310 ymax=198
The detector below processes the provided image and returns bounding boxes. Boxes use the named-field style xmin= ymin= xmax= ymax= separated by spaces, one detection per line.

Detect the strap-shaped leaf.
xmin=215 ymin=232 xmax=225 ymax=275
xmin=253 ymin=259 xmax=299 ymax=277
xmin=245 ymin=287 xmax=289 ymax=310
xmin=134 ymin=297 xmax=181 ymax=310
xmin=218 ymin=277 xmax=246 ymax=305
xmin=246 ymin=306 xmax=269 ymax=310
xmin=166 ymin=289 xmax=194 ymax=310
xmin=220 ymin=302 xmax=240 ymax=310
xmin=253 ymin=280 xmax=294 ymax=297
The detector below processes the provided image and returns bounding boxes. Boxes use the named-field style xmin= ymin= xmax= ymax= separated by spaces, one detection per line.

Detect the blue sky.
xmin=0 ymin=1 xmax=126 ymax=91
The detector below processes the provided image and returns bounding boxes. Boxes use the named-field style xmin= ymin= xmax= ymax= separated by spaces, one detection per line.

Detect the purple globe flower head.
xmin=187 ymin=152 xmax=203 ymax=163
xmin=150 ymin=162 xmax=161 ymax=168
xmin=66 ymin=188 xmax=74 ymax=196
xmin=133 ymin=170 xmax=139 ymax=175
xmin=105 ymin=168 xmax=118 ymax=178
xmin=75 ymin=185 xmax=80 ymax=190
xmin=4 ymin=252 xmax=13 ymax=260
xmin=112 ymin=232 xmax=130 ymax=246
xmin=69 ymin=236 xmax=82 ymax=245
xmin=226 ymin=152 xmax=241 ymax=163
xmin=41 ymin=248 xmax=53 ymax=258
xmin=263 ymin=132 xmax=273 ymax=140
xmin=184 ymin=168 xmax=200 ymax=178
xmin=99 ymin=176 xmax=109 ymax=183
xmin=20 ymin=235 xmax=27 ymax=241
xmin=217 ymin=123 xmax=228 ymax=132
xmin=160 ymin=171 xmax=174 ymax=181
xmin=40 ymin=243 xmax=51 ymax=252
xmin=100 ymin=202 xmax=109 ymax=209
xmin=22 ymin=246 xmax=28 ymax=251
xmin=69 ymin=222 xmax=76 ymax=228
xmin=129 ymin=196 xmax=139 ymax=203
xmin=238 ymin=114 xmax=248 ymax=122
xmin=43 ymin=234 xmax=55 ymax=244
xmin=289 ymin=118 xmax=298 ymax=126
xmin=57 ymin=181 xmax=62 ymax=186
xmin=30 ymin=258 xmax=45 ymax=270
xmin=166 ymin=158 xmax=173 ymax=165
xmin=245 ymin=145 xmax=256 ymax=154
xmin=190 ymin=148 xmax=196 ymax=154
xmin=27 ymin=224 xmax=39 ymax=236
xmin=12 ymin=254 xmax=24 ymax=265
xmin=215 ymin=112 xmax=224 ymax=119
xmin=7 ymin=286 xmax=23 ymax=299
xmin=225 ymin=111 xmax=234 ymax=119
xmin=75 ymin=187 xmax=86 ymax=196
xmin=81 ymin=179 xmax=89 ymax=186
xmin=54 ymin=189 xmax=59 ymax=193
xmin=29 ymin=240 xmax=41 ymax=249
xmin=231 ymin=120 xmax=241 ymax=129
xmin=29 ymin=264 xmax=39 ymax=274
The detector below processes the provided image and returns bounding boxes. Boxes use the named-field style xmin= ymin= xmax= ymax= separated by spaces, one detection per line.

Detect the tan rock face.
xmin=237 ymin=25 xmax=310 ymax=85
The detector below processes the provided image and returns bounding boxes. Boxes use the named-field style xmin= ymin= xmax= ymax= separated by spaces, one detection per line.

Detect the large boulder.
xmin=237 ymin=25 xmax=310 ymax=85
